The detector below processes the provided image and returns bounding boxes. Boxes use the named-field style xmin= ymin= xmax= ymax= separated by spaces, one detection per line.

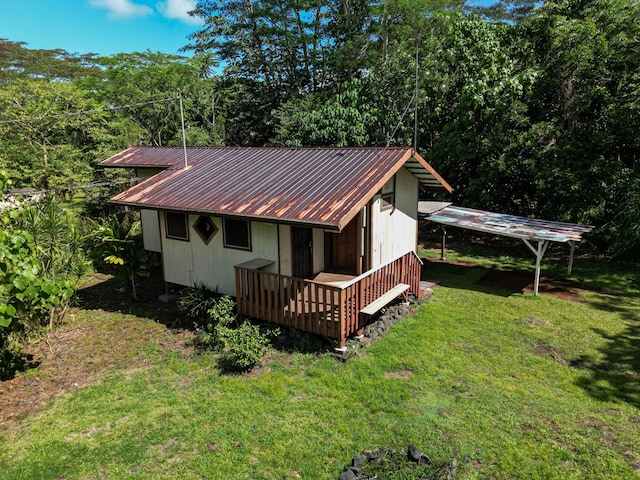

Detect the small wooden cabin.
xmin=101 ymin=146 xmax=452 ymax=346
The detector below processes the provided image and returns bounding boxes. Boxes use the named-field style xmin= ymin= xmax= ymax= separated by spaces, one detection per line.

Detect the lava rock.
xmin=407 ymin=443 xmax=432 ymax=465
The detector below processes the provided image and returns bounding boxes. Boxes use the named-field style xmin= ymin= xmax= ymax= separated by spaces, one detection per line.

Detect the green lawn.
xmin=1 ymin=249 xmax=639 ymax=479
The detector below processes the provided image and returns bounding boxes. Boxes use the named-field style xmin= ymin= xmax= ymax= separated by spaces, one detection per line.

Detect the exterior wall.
xmin=370 ymin=167 xmax=418 ymax=268
xmin=136 ymin=168 xmax=164 ymax=254
xmin=312 ymin=228 xmax=325 ymax=274
xmin=161 ymin=214 xmax=279 ymax=296
xmin=278 ymin=225 xmax=292 ymax=276
xmin=140 ymin=209 xmax=161 ymax=252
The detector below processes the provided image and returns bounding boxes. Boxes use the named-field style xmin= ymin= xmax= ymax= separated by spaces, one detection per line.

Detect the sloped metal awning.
xmin=420 ymin=202 xmax=594 ymax=295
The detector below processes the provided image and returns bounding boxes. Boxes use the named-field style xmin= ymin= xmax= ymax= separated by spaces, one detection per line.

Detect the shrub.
xmin=177 ymin=282 xmax=221 ymax=325
xmin=0 ymin=330 xmax=26 ymax=381
xmin=188 ymin=294 xmax=278 ymax=371
xmin=217 ymin=321 xmax=275 ymax=370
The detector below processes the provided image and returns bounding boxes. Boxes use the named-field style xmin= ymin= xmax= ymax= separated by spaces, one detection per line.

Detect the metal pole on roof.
xmin=178 ymin=91 xmax=188 ymax=169
xmin=413 ymin=39 xmax=419 ymax=151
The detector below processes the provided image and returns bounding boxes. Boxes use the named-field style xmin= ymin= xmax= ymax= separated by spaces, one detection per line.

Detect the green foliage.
xmin=96 ymin=215 xmax=147 ymax=301
xmin=15 ymin=193 xmax=94 ymax=283
xmin=0 ymin=78 xmax=110 ymax=189
xmin=273 ymin=77 xmax=382 ymax=147
xmin=0 ymin=329 xmax=27 ymax=381
xmin=186 ymin=293 xmax=277 ymax=370
xmin=0 ymin=227 xmax=75 ymax=331
xmin=177 ymin=282 xmax=221 ymax=324
xmin=217 ymin=320 xmax=276 ymax=371
xmin=192 ymin=294 xmax=236 ymax=350
xmin=83 ymin=51 xmax=222 ymax=147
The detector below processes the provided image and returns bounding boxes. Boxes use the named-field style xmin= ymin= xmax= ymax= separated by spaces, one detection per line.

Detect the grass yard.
xmin=1 ymin=245 xmax=639 ymax=479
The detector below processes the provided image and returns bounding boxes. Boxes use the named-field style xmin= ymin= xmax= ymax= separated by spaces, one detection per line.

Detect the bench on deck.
xmin=360 ymin=283 xmax=410 ymax=316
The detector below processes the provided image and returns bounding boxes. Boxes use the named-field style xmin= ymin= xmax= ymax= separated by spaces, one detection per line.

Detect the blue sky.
xmin=0 ymin=0 xmax=203 ymax=57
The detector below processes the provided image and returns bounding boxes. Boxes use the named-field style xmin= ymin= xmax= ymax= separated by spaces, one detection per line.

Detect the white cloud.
xmin=157 ymin=0 xmax=202 ymax=25
xmin=89 ymin=0 xmax=154 ymax=19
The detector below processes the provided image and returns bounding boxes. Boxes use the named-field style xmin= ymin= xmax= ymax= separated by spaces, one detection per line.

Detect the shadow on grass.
xmin=572 ymin=295 xmax=640 ymax=409
xmin=421 ymin=258 xmax=533 ymax=298
xmin=77 ymin=269 xmax=334 ymax=358
xmin=75 ymin=268 xmax=183 ymax=327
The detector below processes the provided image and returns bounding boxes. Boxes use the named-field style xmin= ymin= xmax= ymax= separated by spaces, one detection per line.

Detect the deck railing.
xmin=234 ymin=251 xmax=423 ymax=347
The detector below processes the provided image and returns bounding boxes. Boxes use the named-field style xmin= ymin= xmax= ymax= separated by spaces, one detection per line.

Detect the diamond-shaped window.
xmin=193 ymin=216 xmax=218 ymax=245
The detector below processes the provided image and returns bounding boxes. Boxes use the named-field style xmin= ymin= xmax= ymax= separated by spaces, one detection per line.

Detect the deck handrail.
xmin=335 ymin=250 xmax=423 ymax=290
xmin=234 ymin=250 xmax=422 ymax=346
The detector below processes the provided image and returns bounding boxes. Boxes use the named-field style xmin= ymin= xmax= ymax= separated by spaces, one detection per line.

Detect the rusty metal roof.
xmin=103 ymin=146 xmax=452 ymax=231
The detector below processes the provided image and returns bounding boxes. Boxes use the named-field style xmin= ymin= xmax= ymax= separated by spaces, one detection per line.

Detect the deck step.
xmin=360 ymin=283 xmax=410 ymax=315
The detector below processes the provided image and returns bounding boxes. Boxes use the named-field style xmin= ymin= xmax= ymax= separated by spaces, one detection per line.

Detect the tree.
xmin=83 ymin=51 xmax=222 ymax=147
xmin=515 ymin=0 xmax=640 ymax=251
xmin=0 ymin=38 xmax=100 ymax=86
xmin=0 ymin=78 xmax=110 ymax=189
xmin=97 ymin=216 xmax=148 ymax=301
xmin=468 ymin=0 xmax=538 ymax=24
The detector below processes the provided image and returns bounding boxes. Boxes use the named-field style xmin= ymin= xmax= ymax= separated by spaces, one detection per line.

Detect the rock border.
xmin=339 ymin=444 xmax=457 ymax=480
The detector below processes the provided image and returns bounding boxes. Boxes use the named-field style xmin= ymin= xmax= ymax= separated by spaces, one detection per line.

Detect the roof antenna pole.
xmin=413 ymin=37 xmax=419 ymax=151
xmin=178 ymin=90 xmax=188 ymax=169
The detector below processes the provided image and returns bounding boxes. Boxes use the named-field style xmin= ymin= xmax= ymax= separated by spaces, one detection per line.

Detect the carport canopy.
xmin=420 ymin=202 xmax=594 ymax=295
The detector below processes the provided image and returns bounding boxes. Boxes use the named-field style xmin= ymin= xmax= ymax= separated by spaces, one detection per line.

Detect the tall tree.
xmin=0 ymin=39 xmax=100 ymax=85
xmin=83 ymin=51 xmax=222 ymax=147
xmin=468 ymin=0 xmax=538 ymax=23
xmin=0 ymin=78 xmax=110 ymax=189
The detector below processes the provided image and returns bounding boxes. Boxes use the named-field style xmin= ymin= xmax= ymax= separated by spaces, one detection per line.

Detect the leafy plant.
xmin=177 ymin=282 xmax=221 ymax=324
xmin=187 ymin=294 xmax=278 ymax=370
xmin=0 ymin=329 xmax=26 ymax=381
xmin=96 ymin=215 xmax=148 ymax=301
xmin=216 ymin=320 xmax=276 ymax=371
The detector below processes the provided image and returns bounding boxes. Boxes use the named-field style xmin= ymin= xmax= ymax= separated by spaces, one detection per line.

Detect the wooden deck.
xmin=234 ymin=251 xmax=422 ymax=347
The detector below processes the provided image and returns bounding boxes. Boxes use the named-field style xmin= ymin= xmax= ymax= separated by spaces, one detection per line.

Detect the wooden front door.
xmin=291 ymin=227 xmax=313 ymax=278
xmin=324 ymin=214 xmax=361 ymax=275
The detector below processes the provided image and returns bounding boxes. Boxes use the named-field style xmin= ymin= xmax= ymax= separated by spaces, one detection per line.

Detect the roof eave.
xmin=108 ymin=200 xmax=343 ymax=232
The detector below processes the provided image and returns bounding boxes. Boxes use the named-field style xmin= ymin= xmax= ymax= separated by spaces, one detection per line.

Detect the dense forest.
xmin=0 ymin=0 xmax=638 ymax=376
xmin=1 ymin=0 xmax=639 ymax=256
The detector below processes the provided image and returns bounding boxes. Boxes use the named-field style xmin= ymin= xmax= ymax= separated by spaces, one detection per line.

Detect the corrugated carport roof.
xmin=420 ymin=202 xmax=594 ymax=295
xmin=420 ymin=203 xmax=593 ymax=243
xmin=102 ymin=146 xmax=452 ymax=232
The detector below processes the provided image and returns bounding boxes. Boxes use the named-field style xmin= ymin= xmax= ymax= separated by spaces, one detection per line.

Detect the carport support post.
xmin=522 ymin=239 xmax=550 ymax=296
xmin=440 ymin=226 xmax=447 ymax=260
xmin=567 ymin=240 xmax=576 ymax=275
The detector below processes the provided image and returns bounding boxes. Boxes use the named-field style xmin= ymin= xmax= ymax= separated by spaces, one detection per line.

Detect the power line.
xmin=0 ymin=96 xmax=179 ymax=125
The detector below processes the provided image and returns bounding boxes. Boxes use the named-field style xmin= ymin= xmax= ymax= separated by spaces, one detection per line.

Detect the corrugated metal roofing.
xmin=102 ymin=146 xmax=452 ymax=231
xmin=424 ymin=204 xmax=593 ymax=243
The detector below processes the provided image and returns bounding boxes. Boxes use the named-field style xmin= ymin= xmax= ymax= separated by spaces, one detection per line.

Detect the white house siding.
xmin=278 ymin=224 xmax=292 ymax=276
xmin=135 ymin=169 xmax=164 ymax=254
xmin=370 ymin=167 xmax=418 ymax=268
xmin=312 ymin=228 xmax=325 ymax=274
xmin=160 ymin=214 xmax=279 ymax=296
xmin=140 ymin=209 xmax=161 ymax=252
xmin=159 ymin=212 xmax=194 ymax=287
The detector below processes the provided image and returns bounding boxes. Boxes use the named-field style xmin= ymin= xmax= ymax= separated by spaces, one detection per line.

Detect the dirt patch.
xmin=0 ymin=273 xmax=194 ymax=436
xmin=385 ymin=370 xmax=414 ymax=379
xmin=477 ymin=269 xmax=592 ymax=302
xmin=531 ymin=339 xmax=567 ymax=365
xmin=520 ymin=316 xmax=552 ymax=327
